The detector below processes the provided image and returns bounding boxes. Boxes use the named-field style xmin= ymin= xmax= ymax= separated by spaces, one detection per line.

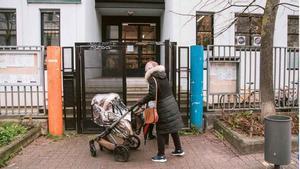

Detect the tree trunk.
xmin=260 ymin=0 xmax=279 ymax=119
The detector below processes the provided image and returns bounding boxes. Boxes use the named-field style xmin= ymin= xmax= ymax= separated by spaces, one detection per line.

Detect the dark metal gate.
xmin=75 ymin=42 xmax=126 ymax=133
xmin=175 ymin=46 xmax=190 ymax=128
xmin=62 ymin=41 xmax=188 ymax=133
xmin=62 ymin=47 xmax=76 ymax=130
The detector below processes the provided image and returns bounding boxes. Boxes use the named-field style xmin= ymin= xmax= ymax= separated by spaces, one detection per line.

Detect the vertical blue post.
xmin=190 ymin=45 xmax=204 ymax=130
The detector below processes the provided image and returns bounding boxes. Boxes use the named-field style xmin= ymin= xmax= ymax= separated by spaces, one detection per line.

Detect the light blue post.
xmin=190 ymin=45 xmax=204 ymax=130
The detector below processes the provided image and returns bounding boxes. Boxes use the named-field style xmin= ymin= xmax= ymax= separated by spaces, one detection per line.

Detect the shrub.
xmin=0 ymin=122 xmax=27 ymax=147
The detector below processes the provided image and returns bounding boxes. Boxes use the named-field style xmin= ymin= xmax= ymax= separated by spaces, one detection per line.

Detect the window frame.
xmin=234 ymin=13 xmax=263 ymax=47
xmin=40 ymin=9 xmax=61 ymax=47
xmin=0 ymin=9 xmax=17 ymax=46
xmin=196 ymin=12 xmax=214 ymax=49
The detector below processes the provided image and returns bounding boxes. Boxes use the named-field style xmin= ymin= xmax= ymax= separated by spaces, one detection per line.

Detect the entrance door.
xmin=102 ymin=16 xmax=160 ymax=77
xmin=122 ymin=23 xmax=158 ymax=76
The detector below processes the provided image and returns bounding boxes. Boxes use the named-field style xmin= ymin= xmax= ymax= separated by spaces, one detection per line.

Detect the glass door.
xmin=122 ymin=23 xmax=158 ymax=76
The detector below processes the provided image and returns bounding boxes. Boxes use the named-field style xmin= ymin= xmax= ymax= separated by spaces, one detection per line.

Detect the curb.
xmin=0 ymin=126 xmax=41 ymax=166
xmin=214 ymin=119 xmax=298 ymax=154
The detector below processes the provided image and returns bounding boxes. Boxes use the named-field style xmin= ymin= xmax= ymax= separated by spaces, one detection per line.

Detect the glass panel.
xmin=197 ymin=15 xmax=212 ymax=32
xmin=0 ymin=11 xmax=16 ymax=46
xmin=288 ymin=35 xmax=299 ymax=47
xmin=122 ymin=25 xmax=138 ymax=39
xmin=141 ymin=25 xmax=156 ymax=39
xmin=126 ymin=44 xmax=138 ymax=54
xmin=142 ymin=45 xmax=156 ymax=54
xmin=250 ymin=16 xmax=262 ymax=34
xmin=43 ymin=12 xmax=60 ymax=30
xmin=236 ymin=16 xmax=250 ymax=33
xmin=42 ymin=11 xmax=60 ymax=46
xmin=141 ymin=55 xmax=156 ymax=68
xmin=288 ymin=17 xmax=299 ymax=34
xmin=126 ymin=55 xmax=139 ymax=69
xmin=197 ymin=32 xmax=212 ymax=46
xmin=43 ymin=33 xmax=59 ymax=46
xmin=106 ymin=25 xmax=119 ymax=39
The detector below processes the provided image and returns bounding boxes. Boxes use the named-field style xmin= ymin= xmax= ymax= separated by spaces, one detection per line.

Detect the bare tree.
xmin=169 ymin=0 xmax=299 ymax=119
xmin=259 ymin=0 xmax=279 ymax=118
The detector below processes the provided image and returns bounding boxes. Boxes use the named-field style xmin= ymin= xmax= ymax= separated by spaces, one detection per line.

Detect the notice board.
xmin=0 ymin=50 xmax=43 ymax=86
xmin=209 ymin=62 xmax=238 ymax=94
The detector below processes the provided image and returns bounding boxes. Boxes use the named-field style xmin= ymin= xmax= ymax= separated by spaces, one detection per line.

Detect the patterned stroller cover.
xmin=91 ymin=93 xmax=131 ymax=126
xmin=91 ymin=93 xmax=133 ymax=137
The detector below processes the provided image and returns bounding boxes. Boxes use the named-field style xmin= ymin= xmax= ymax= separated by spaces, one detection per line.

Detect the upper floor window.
xmin=288 ymin=16 xmax=299 ymax=47
xmin=196 ymin=13 xmax=213 ymax=47
xmin=0 ymin=9 xmax=16 ymax=46
xmin=41 ymin=10 xmax=60 ymax=46
xmin=235 ymin=14 xmax=262 ymax=46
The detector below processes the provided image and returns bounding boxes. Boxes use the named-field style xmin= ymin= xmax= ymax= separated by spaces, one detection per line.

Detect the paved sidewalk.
xmin=4 ymin=131 xmax=299 ymax=169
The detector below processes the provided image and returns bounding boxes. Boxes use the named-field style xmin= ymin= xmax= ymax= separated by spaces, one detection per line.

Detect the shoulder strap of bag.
xmin=152 ymin=77 xmax=158 ymax=107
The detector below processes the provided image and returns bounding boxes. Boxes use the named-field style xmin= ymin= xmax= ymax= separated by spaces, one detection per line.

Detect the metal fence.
xmin=0 ymin=46 xmax=47 ymax=116
xmin=206 ymin=45 xmax=299 ymax=111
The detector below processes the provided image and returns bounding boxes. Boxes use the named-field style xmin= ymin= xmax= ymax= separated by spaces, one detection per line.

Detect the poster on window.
xmin=0 ymin=50 xmax=43 ymax=86
xmin=209 ymin=62 xmax=238 ymax=94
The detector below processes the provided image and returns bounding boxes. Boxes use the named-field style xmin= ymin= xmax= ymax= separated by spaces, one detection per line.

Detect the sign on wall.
xmin=0 ymin=50 xmax=44 ymax=86
xmin=27 ymin=0 xmax=81 ymax=3
xmin=209 ymin=62 xmax=238 ymax=94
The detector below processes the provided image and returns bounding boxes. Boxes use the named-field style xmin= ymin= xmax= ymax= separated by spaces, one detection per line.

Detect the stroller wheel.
xmin=114 ymin=145 xmax=129 ymax=162
xmin=125 ymin=135 xmax=141 ymax=150
xmin=89 ymin=140 xmax=97 ymax=157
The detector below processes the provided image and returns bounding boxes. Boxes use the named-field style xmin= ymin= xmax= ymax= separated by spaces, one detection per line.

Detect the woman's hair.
xmin=145 ymin=61 xmax=158 ymax=72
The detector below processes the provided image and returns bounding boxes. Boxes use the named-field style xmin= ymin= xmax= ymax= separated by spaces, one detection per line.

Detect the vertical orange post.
xmin=47 ymin=46 xmax=63 ymax=136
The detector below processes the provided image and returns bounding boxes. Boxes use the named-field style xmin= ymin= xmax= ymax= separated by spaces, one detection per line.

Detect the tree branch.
xmin=215 ymin=4 xmax=265 ymax=14
xmin=273 ymin=2 xmax=299 ymax=10
xmin=214 ymin=0 xmax=257 ymax=38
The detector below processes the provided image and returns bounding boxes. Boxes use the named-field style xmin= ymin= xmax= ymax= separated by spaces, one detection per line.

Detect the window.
xmin=41 ymin=10 xmax=60 ymax=46
xmin=0 ymin=9 xmax=16 ymax=46
xmin=196 ymin=13 xmax=213 ymax=47
xmin=288 ymin=16 xmax=299 ymax=47
xmin=235 ymin=14 xmax=262 ymax=46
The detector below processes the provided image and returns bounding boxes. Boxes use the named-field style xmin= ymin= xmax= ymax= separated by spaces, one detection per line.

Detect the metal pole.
xmin=190 ymin=45 xmax=204 ymax=130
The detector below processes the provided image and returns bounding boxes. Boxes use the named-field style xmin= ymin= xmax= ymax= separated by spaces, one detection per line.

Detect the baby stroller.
xmin=88 ymin=93 xmax=142 ymax=162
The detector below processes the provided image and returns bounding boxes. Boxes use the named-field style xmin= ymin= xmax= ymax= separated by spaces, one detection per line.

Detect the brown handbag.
xmin=143 ymin=77 xmax=159 ymax=124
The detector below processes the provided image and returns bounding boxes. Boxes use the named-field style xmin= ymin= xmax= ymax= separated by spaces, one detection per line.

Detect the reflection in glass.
xmin=41 ymin=10 xmax=60 ymax=46
xmin=141 ymin=25 xmax=156 ymax=39
xmin=0 ymin=10 xmax=16 ymax=46
xmin=106 ymin=25 xmax=119 ymax=39
xmin=122 ymin=25 xmax=138 ymax=39
xmin=196 ymin=13 xmax=213 ymax=46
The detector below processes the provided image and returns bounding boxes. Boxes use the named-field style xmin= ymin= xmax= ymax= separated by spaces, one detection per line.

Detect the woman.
xmin=137 ymin=61 xmax=185 ymax=163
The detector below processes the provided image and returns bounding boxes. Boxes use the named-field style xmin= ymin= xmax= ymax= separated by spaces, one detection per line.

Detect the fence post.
xmin=47 ymin=46 xmax=63 ymax=136
xmin=190 ymin=45 xmax=204 ymax=130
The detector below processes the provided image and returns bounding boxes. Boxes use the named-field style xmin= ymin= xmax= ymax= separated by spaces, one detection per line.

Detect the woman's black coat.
xmin=139 ymin=65 xmax=184 ymax=134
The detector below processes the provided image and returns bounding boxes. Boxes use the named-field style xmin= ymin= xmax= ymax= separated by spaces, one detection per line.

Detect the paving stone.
xmin=3 ymin=132 xmax=298 ymax=169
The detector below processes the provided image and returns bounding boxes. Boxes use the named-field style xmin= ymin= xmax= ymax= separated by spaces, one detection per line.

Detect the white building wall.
xmin=0 ymin=0 xmax=101 ymax=46
xmin=162 ymin=0 xmax=299 ymax=47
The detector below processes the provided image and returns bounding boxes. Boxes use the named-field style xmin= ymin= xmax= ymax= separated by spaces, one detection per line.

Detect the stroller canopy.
xmin=91 ymin=93 xmax=130 ymax=126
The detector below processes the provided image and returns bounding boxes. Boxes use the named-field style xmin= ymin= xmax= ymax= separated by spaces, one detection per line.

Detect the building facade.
xmin=0 ymin=0 xmax=298 ymax=70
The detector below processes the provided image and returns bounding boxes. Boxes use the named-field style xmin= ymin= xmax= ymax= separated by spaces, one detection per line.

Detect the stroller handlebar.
xmin=128 ymin=103 xmax=140 ymax=112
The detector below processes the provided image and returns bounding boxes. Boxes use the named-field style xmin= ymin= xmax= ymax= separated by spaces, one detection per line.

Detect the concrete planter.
xmin=214 ymin=119 xmax=298 ymax=155
xmin=0 ymin=126 xmax=41 ymax=166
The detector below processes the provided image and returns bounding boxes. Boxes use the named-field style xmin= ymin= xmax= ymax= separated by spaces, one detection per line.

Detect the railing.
xmin=206 ymin=45 xmax=299 ymax=111
xmin=0 ymin=46 xmax=47 ymax=116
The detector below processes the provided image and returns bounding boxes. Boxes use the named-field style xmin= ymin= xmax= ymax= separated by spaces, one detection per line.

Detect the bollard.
xmin=47 ymin=46 xmax=63 ymax=136
xmin=190 ymin=45 xmax=204 ymax=130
